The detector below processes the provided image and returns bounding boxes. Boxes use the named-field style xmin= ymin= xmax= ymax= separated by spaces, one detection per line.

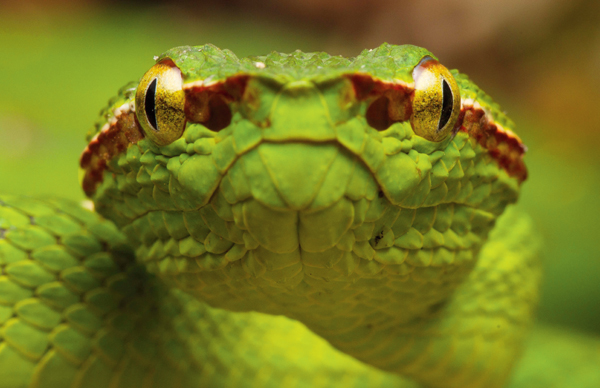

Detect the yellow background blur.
xmin=1 ymin=0 xmax=599 ymax=335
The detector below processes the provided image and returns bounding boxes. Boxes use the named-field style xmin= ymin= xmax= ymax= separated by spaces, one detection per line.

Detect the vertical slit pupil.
xmin=438 ymin=78 xmax=453 ymax=131
xmin=145 ymin=78 xmax=158 ymax=131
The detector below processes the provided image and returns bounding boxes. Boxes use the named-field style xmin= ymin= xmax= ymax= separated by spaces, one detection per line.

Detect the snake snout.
xmin=232 ymin=139 xmax=380 ymax=255
xmin=237 ymin=140 xmax=368 ymax=212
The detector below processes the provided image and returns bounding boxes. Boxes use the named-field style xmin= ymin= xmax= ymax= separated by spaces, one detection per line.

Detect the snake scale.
xmin=1 ymin=43 xmax=599 ymax=388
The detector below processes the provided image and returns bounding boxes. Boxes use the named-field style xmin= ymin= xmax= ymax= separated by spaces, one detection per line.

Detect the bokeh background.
xmin=1 ymin=0 xmax=599 ymax=336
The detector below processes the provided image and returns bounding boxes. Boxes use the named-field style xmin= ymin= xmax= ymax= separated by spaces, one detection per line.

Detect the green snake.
xmin=1 ymin=43 xmax=599 ymax=388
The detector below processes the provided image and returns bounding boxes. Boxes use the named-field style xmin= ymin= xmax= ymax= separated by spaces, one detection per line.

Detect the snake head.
xmin=79 ymin=43 xmax=527 ymax=326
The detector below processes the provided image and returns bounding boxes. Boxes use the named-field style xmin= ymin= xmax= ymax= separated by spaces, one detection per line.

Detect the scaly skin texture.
xmin=0 ymin=196 xmax=408 ymax=388
xmin=1 ymin=44 xmax=599 ymax=388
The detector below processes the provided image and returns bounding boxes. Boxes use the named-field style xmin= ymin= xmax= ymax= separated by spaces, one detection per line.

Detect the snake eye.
xmin=410 ymin=56 xmax=461 ymax=142
xmin=135 ymin=61 xmax=186 ymax=146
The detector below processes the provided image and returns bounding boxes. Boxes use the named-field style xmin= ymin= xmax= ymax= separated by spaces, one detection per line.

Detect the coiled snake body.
xmin=1 ymin=44 xmax=599 ymax=388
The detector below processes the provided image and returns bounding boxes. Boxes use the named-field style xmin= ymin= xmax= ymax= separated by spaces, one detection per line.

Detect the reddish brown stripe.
xmin=347 ymin=74 xmax=413 ymax=100
xmin=80 ymin=110 xmax=144 ymax=196
xmin=347 ymin=74 xmax=414 ymax=123
xmin=457 ymin=105 xmax=528 ymax=183
xmin=183 ymin=75 xmax=248 ymax=124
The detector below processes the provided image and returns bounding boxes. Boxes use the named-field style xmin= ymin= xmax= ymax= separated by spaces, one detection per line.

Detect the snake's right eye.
xmin=410 ymin=56 xmax=461 ymax=142
xmin=135 ymin=61 xmax=186 ymax=146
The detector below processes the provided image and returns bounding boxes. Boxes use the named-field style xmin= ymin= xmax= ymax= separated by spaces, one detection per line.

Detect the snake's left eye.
xmin=410 ymin=56 xmax=461 ymax=142
xmin=135 ymin=61 xmax=186 ymax=146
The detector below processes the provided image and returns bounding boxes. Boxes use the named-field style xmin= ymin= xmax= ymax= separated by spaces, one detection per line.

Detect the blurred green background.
xmin=1 ymin=0 xmax=599 ymax=335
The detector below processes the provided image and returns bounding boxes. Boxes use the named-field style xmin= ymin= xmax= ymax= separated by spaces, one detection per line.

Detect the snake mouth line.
xmin=143 ymin=243 xmax=479 ymax=277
